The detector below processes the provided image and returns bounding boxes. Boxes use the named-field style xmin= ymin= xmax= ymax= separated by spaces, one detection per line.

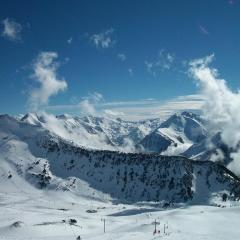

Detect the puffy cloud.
xmin=28 ymin=52 xmax=67 ymax=111
xmin=79 ymin=99 xmax=96 ymax=115
xmin=78 ymin=92 xmax=103 ymax=115
xmin=117 ymin=53 xmax=126 ymax=61
xmin=189 ymin=54 xmax=240 ymax=175
xmin=1 ymin=18 xmax=22 ymax=41
xmin=90 ymin=28 xmax=115 ymax=48
xmin=119 ymin=138 xmax=137 ymax=153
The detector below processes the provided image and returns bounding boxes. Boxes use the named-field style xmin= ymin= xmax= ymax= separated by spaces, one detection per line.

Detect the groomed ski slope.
xmin=0 ymin=188 xmax=240 ymax=240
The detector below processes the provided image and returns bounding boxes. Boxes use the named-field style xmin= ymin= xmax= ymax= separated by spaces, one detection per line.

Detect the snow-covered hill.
xmin=1 ymin=113 xmax=240 ymax=240
xmin=139 ymin=112 xmax=207 ymax=155
xmin=0 ymin=114 xmax=239 ymax=205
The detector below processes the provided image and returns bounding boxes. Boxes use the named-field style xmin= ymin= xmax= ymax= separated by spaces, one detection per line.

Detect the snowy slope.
xmin=1 ymin=186 xmax=240 ymax=240
xmin=1 ymin=190 xmax=240 ymax=240
xmin=139 ymin=112 xmax=207 ymax=155
xmin=20 ymin=113 xmax=161 ymax=152
xmin=183 ymin=132 xmax=232 ymax=165
xmin=1 ymin=114 xmax=240 ymax=240
xmin=0 ymin=114 xmax=239 ymax=205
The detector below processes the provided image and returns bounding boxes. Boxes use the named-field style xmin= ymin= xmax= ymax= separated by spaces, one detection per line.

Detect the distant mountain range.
xmin=17 ymin=111 xmax=237 ymax=165
xmin=20 ymin=112 xmax=162 ymax=152
xmin=19 ymin=111 xmax=208 ymax=153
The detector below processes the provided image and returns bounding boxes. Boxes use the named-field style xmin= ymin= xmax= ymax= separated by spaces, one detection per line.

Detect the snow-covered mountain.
xmin=1 ymin=114 xmax=239 ymax=205
xmin=184 ymin=132 xmax=233 ymax=164
xmin=20 ymin=112 xmax=161 ymax=152
xmin=15 ymin=111 xmax=239 ymax=168
xmin=19 ymin=111 xmax=208 ymax=157
xmin=139 ymin=112 xmax=207 ymax=155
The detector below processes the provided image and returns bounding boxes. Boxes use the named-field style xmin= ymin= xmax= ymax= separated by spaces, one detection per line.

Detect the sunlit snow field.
xmin=1 ymin=186 xmax=240 ymax=240
xmin=0 ymin=113 xmax=240 ymax=240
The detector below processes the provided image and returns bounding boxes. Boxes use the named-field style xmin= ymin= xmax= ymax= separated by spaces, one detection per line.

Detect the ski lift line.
xmin=152 ymin=219 xmax=170 ymax=237
xmin=154 ymin=219 xmax=157 ymax=234
xmin=101 ymin=218 xmax=106 ymax=233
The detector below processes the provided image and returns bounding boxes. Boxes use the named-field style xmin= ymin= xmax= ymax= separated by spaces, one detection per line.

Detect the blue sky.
xmin=0 ymin=0 xmax=240 ymax=120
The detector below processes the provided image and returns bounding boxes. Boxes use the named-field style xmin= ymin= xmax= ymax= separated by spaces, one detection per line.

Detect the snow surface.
xmin=139 ymin=112 xmax=207 ymax=156
xmin=1 ymin=113 xmax=240 ymax=239
xmin=20 ymin=113 xmax=162 ymax=152
xmin=1 ymin=188 xmax=240 ymax=240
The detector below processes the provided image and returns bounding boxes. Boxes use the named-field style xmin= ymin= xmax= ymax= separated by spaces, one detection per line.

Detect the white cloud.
xmin=47 ymin=94 xmax=204 ymax=121
xmin=67 ymin=37 xmax=73 ymax=44
xmin=189 ymin=54 xmax=240 ymax=175
xmin=78 ymin=92 xmax=103 ymax=115
xmin=157 ymin=50 xmax=175 ymax=70
xmin=1 ymin=18 xmax=22 ymax=41
xmin=28 ymin=52 xmax=67 ymax=111
xmin=145 ymin=49 xmax=175 ymax=76
xmin=103 ymin=95 xmax=204 ymax=121
xmin=90 ymin=28 xmax=115 ymax=49
xmin=128 ymin=68 xmax=133 ymax=76
xmin=79 ymin=99 xmax=96 ymax=115
xmin=166 ymin=53 xmax=174 ymax=63
xmin=104 ymin=109 xmax=125 ymax=116
xmin=145 ymin=61 xmax=156 ymax=76
xmin=117 ymin=53 xmax=126 ymax=61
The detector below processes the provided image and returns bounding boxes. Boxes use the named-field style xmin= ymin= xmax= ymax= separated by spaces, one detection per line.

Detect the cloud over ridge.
xmin=28 ymin=52 xmax=67 ymax=111
xmin=189 ymin=54 xmax=240 ymax=174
